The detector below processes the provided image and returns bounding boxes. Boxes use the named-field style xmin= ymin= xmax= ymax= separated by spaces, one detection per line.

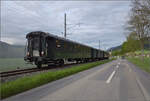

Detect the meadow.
xmin=128 ymin=57 xmax=150 ymax=73
xmin=134 ymin=50 xmax=150 ymax=55
xmin=0 ymin=58 xmax=35 ymax=72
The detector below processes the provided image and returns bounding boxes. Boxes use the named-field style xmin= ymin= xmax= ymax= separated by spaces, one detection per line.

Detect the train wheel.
xmin=37 ymin=62 xmax=42 ymax=68
xmin=59 ymin=59 xmax=64 ymax=66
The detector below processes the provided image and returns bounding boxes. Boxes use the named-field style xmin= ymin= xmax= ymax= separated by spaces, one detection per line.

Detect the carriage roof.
xmin=26 ymin=31 xmax=104 ymax=52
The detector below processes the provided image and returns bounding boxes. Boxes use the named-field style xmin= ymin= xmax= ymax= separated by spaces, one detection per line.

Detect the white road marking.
xmin=106 ymin=70 xmax=116 ymax=84
xmin=118 ymin=62 xmax=120 ymax=65
xmin=116 ymin=65 xmax=119 ymax=69
xmin=136 ymin=77 xmax=150 ymax=101
xmin=128 ymin=64 xmax=150 ymax=101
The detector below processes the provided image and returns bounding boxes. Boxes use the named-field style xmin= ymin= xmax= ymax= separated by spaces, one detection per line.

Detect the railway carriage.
xmin=24 ymin=31 xmax=109 ymax=68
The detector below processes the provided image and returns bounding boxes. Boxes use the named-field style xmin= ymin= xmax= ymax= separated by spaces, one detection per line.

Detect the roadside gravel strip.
xmin=0 ymin=59 xmax=114 ymax=99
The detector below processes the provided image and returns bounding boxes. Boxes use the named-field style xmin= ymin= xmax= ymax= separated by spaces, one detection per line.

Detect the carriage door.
xmin=91 ymin=48 xmax=94 ymax=58
xmin=46 ymin=37 xmax=54 ymax=58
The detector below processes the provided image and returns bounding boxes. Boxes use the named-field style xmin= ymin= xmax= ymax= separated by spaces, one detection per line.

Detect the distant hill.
xmin=107 ymin=37 xmax=150 ymax=52
xmin=0 ymin=41 xmax=25 ymax=58
xmin=107 ymin=45 xmax=122 ymax=52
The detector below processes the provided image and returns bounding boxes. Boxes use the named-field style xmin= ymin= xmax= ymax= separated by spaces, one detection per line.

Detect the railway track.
xmin=0 ymin=68 xmax=43 ymax=77
xmin=0 ymin=60 xmax=102 ymax=78
xmin=0 ymin=62 xmax=80 ymax=78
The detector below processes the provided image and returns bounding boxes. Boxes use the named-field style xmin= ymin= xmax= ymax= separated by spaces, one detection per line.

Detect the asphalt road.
xmin=3 ymin=59 xmax=150 ymax=101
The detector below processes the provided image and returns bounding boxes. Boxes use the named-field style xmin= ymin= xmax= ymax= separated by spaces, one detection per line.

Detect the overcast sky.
xmin=1 ymin=1 xmax=131 ymax=50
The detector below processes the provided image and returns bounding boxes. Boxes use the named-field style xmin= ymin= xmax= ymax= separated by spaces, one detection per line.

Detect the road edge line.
xmin=127 ymin=60 xmax=150 ymax=101
xmin=136 ymin=77 xmax=150 ymax=101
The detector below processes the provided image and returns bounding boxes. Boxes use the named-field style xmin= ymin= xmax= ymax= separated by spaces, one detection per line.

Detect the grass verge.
xmin=0 ymin=59 xmax=114 ymax=99
xmin=128 ymin=57 xmax=150 ymax=73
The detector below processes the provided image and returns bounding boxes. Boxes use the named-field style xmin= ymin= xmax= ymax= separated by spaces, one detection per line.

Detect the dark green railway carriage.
xmin=24 ymin=31 xmax=108 ymax=68
xmin=46 ymin=35 xmax=91 ymax=60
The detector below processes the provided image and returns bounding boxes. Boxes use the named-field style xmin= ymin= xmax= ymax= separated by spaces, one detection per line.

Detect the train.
xmin=24 ymin=31 xmax=109 ymax=68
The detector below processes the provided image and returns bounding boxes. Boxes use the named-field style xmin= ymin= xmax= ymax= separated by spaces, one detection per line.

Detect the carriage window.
xmin=33 ymin=38 xmax=39 ymax=50
xmin=56 ymin=40 xmax=60 ymax=48
xmin=28 ymin=39 xmax=32 ymax=51
xmin=57 ymin=44 xmax=61 ymax=48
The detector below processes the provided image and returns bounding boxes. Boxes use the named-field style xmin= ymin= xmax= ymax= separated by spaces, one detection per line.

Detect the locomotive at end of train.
xmin=24 ymin=31 xmax=109 ymax=68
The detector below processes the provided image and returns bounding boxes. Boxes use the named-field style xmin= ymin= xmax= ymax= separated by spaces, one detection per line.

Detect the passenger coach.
xmin=24 ymin=31 xmax=109 ymax=68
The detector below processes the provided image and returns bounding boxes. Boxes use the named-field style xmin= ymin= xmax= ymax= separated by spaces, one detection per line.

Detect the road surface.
xmin=3 ymin=59 xmax=150 ymax=101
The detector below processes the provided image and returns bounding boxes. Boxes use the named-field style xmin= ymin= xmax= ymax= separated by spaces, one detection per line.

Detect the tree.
xmin=122 ymin=39 xmax=141 ymax=54
xmin=126 ymin=0 xmax=150 ymax=57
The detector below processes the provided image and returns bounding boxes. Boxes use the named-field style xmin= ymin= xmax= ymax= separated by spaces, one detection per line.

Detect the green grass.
xmin=0 ymin=58 xmax=35 ymax=72
xmin=0 ymin=59 xmax=113 ymax=99
xmin=128 ymin=57 xmax=150 ymax=73
xmin=134 ymin=50 xmax=150 ymax=54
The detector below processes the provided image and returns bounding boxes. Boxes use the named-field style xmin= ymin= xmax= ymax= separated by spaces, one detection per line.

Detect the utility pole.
xmin=0 ymin=32 xmax=1 ymax=41
xmin=99 ymin=40 xmax=100 ymax=50
xmin=64 ymin=13 xmax=67 ymax=38
xmin=0 ymin=1 xmax=2 ymax=41
xmin=63 ymin=13 xmax=81 ymax=38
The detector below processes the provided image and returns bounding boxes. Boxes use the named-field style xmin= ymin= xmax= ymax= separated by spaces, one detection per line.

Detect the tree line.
xmin=112 ymin=0 xmax=150 ymax=56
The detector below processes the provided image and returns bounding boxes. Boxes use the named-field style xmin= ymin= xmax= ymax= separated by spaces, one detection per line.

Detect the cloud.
xmin=1 ymin=1 xmax=131 ymax=50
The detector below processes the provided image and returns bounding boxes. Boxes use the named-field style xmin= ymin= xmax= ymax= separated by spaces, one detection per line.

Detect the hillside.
xmin=0 ymin=41 xmax=25 ymax=58
xmin=107 ymin=45 xmax=122 ymax=51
